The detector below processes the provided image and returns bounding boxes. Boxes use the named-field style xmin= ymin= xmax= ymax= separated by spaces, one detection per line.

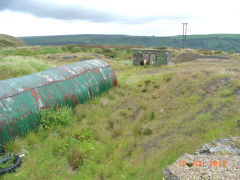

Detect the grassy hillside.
xmin=20 ymin=34 xmax=240 ymax=52
xmin=0 ymin=34 xmax=26 ymax=48
xmin=0 ymin=46 xmax=239 ymax=179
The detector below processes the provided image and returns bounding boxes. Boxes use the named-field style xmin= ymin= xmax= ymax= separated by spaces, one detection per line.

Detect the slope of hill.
xmin=0 ymin=45 xmax=239 ymax=179
xmin=0 ymin=34 xmax=26 ymax=48
xmin=19 ymin=34 xmax=240 ymax=52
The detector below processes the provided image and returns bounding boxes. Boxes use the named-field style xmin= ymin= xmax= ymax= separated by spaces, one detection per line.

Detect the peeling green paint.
xmin=0 ymin=60 xmax=117 ymax=146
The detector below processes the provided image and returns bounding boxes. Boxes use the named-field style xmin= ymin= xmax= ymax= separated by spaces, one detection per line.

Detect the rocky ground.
xmin=163 ymin=137 xmax=240 ymax=180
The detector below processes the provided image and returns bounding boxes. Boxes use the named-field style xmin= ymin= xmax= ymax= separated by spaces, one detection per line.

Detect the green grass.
xmin=0 ymin=46 xmax=240 ymax=179
xmin=0 ymin=156 xmax=15 ymax=169
xmin=0 ymin=56 xmax=54 ymax=80
xmin=0 ymin=45 xmax=132 ymax=61
xmin=0 ymin=47 xmax=64 ymax=56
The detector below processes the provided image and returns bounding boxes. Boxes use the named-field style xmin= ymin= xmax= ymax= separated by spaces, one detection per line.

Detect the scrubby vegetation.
xmin=0 ymin=45 xmax=132 ymax=61
xmin=0 ymin=45 xmax=240 ymax=179
xmin=20 ymin=34 xmax=240 ymax=52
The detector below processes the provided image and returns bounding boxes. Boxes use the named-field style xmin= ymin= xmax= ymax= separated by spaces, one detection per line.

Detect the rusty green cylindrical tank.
xmin=0 ymin=59 xmax=117 ymax=145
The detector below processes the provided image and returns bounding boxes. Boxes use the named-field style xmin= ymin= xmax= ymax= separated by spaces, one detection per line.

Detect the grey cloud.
xmin=0 ymin=0 xmax=124 ymax=22
xmin=0 ymin=0 xmax=188 ymax=23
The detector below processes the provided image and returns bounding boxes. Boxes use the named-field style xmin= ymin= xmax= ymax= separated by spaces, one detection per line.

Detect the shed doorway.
xmin=139 ymin=54 xmax=150 ymax=66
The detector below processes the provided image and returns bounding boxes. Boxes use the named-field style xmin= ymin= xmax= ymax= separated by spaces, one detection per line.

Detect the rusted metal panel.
xmin=0 ymin=60 xmax=117 ymax=145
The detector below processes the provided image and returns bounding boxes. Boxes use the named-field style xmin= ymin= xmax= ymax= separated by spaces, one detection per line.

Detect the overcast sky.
xmin=0 ymin=0 xmax=240 ymax=37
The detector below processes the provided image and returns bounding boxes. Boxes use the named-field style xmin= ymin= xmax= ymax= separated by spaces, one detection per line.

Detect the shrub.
xmin=157 ymin=46 xmax=167 ymax=50
xmin=39 ymin=105 xmax=75 ymax=129
xmin=215 ymin=50 xmax=222 ymax=54
xmin=229 ymin=50 xmax=235 ymax=54
xmin=41 ymin=47 xmax=63 ymax=54
xmin=72 ymin=129 xmax=94 ymax=143
xmin=64 ymin=44 xmax=82 ymax=53
xmin=91 ymin=48 xmax=104 ymax=54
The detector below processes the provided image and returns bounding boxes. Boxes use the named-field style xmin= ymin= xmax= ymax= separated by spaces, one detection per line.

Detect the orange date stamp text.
xmin=178 ymin=160 xmax=226 ymax=167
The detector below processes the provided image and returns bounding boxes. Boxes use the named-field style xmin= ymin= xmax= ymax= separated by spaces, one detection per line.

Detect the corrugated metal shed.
xmin=0 ymin=59 xmax=117 ymax=145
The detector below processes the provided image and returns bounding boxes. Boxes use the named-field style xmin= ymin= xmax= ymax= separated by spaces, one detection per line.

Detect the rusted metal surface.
xmin=0 ymin=59 xmax=117 ymax=145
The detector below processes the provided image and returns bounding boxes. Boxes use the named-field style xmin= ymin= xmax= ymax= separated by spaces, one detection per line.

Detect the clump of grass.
xmin=0 ymin=56 xmax=54 ymax=80
xmin=132 ymin=123 xmax=142 ymax=136
xmin=0 ymin=156 xmax=15 ymax=169
xmin=26 ymin=132 xmax=40 ymax=147
xmin=112 ymin=127 xmax=123 ymax=138
xmin=67 ymin=128 xmax=96 ymax=169
xmin=142 ymin=128 xmax=153 ymax=136
xmin=122 ymin=137 xmax=137 ymax=156
xmin=185 ymin=95 xmax=202 ymax=105
xmin=67 ymin=146 xmax=84 ymax=170
xmin=218 ymin=88 xmax=233 ymax=97
xmin=50 ymin=138 xmax=69 ymax=157
xmin=39 ymin=105 xmax=76 ymax=129
xmin=228 ymin=50 xmax=235 ymax=54
xmin=107 ymin=120 xmax=114 ymax=130
xmin=150 ymin=112 xmax=155 ymax=120
xmin=4 ymin=139 xmax=23 ymax=154
xmin=142 ymin=88 xmax=147 ymax=93
xmin=215 ymin=50 xmax=222 ymax=54
xmin=154 ymin=84 xmax=160 ymax=89
xmin=72 ymin=129 xmax=94 ymax=143
xmin=62 ymin=44 xmax=82 ymax=53
xmin=164 ymin=76 xmax=172 ymax=82
xmin=144 ymin=80 xmax=151 ymax=86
